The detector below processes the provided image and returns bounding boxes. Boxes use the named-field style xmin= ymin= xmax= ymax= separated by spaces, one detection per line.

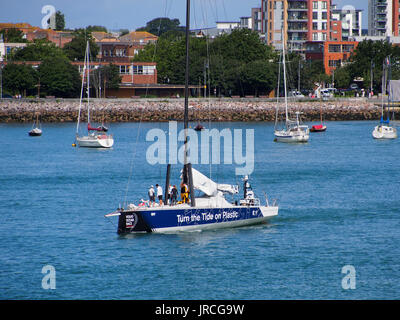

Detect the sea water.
xmin=0 ymin=121 xmax=399 ymax=299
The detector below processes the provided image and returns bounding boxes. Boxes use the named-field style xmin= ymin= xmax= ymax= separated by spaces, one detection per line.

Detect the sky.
xmin=0 ymin=0 xmax=369 ymax=31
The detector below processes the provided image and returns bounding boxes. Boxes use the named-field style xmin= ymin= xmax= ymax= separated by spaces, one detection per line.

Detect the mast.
xmin=86 ymin=41 xmax=90 ymax=127
xmin=76 ymin=43 xmax=87 ymax=134
xmin=388 ymin=56 xmax=391 ymax=123
xmin=183 ymin=0 xmax=196 ymax=207
xmin=282 ymin=31 xmax=288 ymax=123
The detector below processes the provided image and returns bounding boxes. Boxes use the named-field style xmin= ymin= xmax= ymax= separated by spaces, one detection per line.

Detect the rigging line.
xmin=122 ymin=0 xmax=168 ymax=207
xmin=142 ymin=0 xmax=168 ymax=100
xmin=199 ymin=0 xmax=213 ymax=179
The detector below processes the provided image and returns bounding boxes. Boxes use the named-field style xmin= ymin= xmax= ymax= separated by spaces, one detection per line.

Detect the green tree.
xmin=0 ymin=28 xmax=28 ymax=43
xmin=86 ymin=25 xmax=108 ymax=33
xmin=347 ymin=40 xmax=400 ymax=91
xmin=55 ymin=11 xmax=65 ymax=31
xmin=2 ymin=63 xmax=37 ymax=96
xmin=134 ymin=28 xmax=277 ymax=96
xmin=333 ymin=65 xmax=352 ymax=89
xmin=136 ymin=17 xmax=184 ymax=36
xmin=38 ymin=56 xmax=81 ymax=97
xmin=10 ymin=39 xmax=66 ymax=61
xmin=91 ymin=64 xmax=121 ymax=97
xmin=239 ymin=60 xmax=276 ymax=96
xmin=63 ymin=29 xmax=99 ymax=61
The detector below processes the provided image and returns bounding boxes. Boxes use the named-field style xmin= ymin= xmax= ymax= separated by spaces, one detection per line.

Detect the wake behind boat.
xmin=75 ymin=41 xmax=114 ymax=148
xmin=105 ymin=0 xmax=278 ymax=234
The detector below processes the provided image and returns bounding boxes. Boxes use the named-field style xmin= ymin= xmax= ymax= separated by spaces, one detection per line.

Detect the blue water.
xmin=0 ymin=121 xmax=399 ymax=299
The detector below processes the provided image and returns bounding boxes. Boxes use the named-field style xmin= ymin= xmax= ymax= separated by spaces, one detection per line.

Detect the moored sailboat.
xmin=75 ymin=42 xmax=114 ymax=148
xmin=105 ymin=0 xmax=278 ymax=234
xmin=274 ymin=37 xmax=309 ymax=143
xmin=372 ymin=56 xmax=397 ymax=140
xmin=310 ymin=105 xmax=327 ymax=132
xmin=28 ymin=114 xmax=42 ymax=136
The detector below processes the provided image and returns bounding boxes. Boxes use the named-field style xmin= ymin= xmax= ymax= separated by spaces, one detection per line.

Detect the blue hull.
xmin=117 ymin=206 xmax=275 ymax=233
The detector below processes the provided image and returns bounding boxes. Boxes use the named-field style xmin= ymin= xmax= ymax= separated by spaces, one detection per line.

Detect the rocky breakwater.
xmin=0 ymin=98 xmax=381 ymax=123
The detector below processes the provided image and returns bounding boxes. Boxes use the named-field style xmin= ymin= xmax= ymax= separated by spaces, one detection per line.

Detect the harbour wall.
xmin=0 ymin=98 xmax=384 ymax=123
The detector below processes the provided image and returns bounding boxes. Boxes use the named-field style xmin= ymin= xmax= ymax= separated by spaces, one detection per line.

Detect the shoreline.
xmin=0 ymin=98 xmax=384 ymax=122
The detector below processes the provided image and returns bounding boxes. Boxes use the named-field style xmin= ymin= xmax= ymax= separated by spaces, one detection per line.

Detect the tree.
xmin=55 ymin=11 xmax=65 ymax=31
xmin=136 ymin=17 xmax=185 ymax=36
xmin=63 ymin=29 xmax=99 ymax=61
xmin=134 ymin=28 xmax=278 ymax=96
xmin=38 ymin=56 xmax=81 ymax=97
xmin=91 ymin=64 xmax=121 ymax=97
xmin=2 ymin=63 xmax=37 ymax=96
xmin=86 ymin=25 xmax=108 ymax=33
xmin=239 ymin=60 xmax=276 ymax=96
xmin=346 ymin=40 xmax=400 ymax=91
xmin=333 ymin=65 xmax=352 ymax=89
xmin=10 ymin=39 xmax=66 ymax=61
xmin=0 ymin=28 xmax=28 ymax=43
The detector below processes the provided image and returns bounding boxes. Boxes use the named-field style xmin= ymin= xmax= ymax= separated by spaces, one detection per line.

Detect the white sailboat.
xmin=372 ymin=56 xmax=397 ymax=140
xmin=28 ymin=114 xmax=42 ymax=136
xmin=75 ymin=42 xmax=114 ymax=148
xmin=274 ymin=35 xmax=309 ymax=143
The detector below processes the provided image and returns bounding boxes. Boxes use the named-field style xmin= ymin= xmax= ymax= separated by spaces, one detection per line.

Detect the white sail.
xmin=191 ymin=168 xmax=238 ymax=196
xmin=389 ymin=80 xmax=400 ymax=102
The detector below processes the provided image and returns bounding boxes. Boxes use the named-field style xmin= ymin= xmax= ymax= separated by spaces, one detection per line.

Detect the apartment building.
xmin=260 ymin=0 xmax=333 ymax=53
xmin=331 ymin=5 xmax=362 ymax=40
xmin=305 ymin=40 xmax=358 ymax=75
xmin=368 ymin=0 xmax=400 ymax=37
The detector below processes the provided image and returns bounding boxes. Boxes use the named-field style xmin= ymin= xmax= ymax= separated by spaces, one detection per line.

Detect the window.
xmin=342 ymin=44 xmax=354 ymax=52
xmin=313 ymin=1 xmax=318 ymax=9
xmin=328 ymin=44 xmax=341 ymax=52
xmin=322 ymin=22 xmax=327 ymax=30
xmin=322 ymin=12 xmax=327 ymax=20
xmin=329 ymin=60 xmax=337 ymax=67
xmin=322 ymin=1 xmax=327 ymax=9
xmin=322 ymin=33 xmax=326 ymax=40
xmin=313 ymin=12 xmax=318 ymax=20
xmin=120 ymin=65 xmax=129 ymax=74
xmin=313 ymin=33 xmax=318 ymax=40
xmin=313 ymin=23 xmax=318 ymax=30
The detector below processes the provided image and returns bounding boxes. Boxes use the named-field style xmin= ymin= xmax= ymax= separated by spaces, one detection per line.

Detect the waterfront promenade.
xmin=0 ymin=97 xmax=383 ymax=123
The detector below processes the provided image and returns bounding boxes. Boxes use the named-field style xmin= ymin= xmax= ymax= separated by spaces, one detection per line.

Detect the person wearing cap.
xmin=148 ymin=185 xmax=155 ymax=207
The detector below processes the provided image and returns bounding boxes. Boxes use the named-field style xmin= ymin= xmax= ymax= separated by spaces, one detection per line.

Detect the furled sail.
xmin=191 ymin=168 xmax=238 ymax=196
xmin=389 ymin=80 xmax=400 ymax=102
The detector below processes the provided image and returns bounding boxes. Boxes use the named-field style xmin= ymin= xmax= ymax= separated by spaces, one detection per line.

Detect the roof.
xmin=119 ymin=31 xmax=158 ymax=42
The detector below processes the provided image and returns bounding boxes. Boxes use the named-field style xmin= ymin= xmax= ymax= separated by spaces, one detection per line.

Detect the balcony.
xmin=288 ymin=37 xmax=307 ymax=42
xmin=288 ymin=2 xmax=308 ymax=11
xmin=287 ymin=14 xmax=308 ymax=22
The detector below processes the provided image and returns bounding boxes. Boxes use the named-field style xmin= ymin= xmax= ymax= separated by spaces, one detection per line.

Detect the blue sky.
xmin=0 ymin=0 xmax=368 ymax=31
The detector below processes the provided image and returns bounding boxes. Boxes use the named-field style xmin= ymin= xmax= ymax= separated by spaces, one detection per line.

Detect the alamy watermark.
xmin=41 ymin=265 xmax=56 ymax=290
xmin=145 ymin=121 xmax=254 ymax=175
xmin=341 ymin=265 xmax=356 ymax=290
xmin=41 ymin=5 xmax=56 ymax=29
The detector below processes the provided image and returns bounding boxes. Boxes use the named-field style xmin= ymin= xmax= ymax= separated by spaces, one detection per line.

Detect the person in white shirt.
xmin=156 ymin=184 xmax=163 ymax=205
xmin=148 ymin=185 xmax=155 ymax=207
